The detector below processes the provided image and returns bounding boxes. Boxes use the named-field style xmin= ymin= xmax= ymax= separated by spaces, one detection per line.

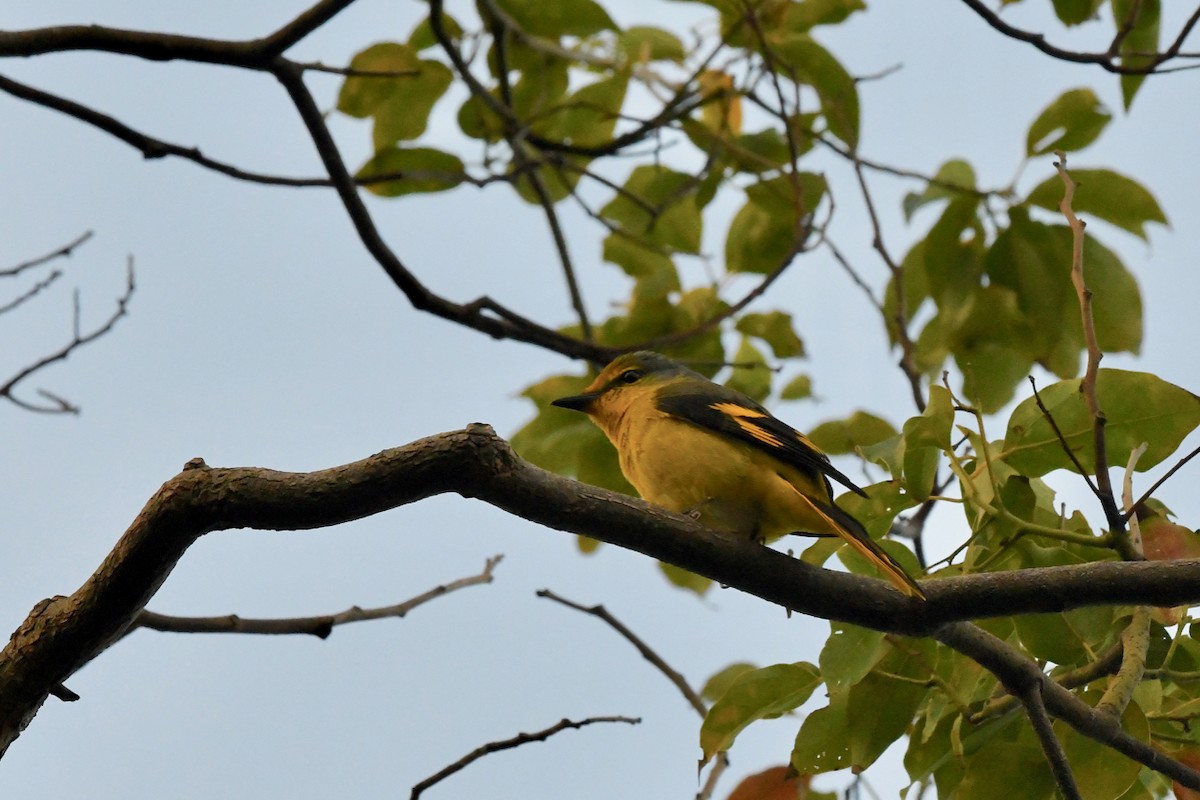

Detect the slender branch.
xmin=936 ymin=622 xmax=1199 ymax=789
xmin=270 ymin=60 xmax=610 ymax=362
xmin=1097 ymin=606 xmax=1150 ymax=718
xmin=1017 ymin=680 xmax=1082 ymax=800
xmin=536 ymin=589 xmax=729 ymax=799
xmin=1028 ymin=375 xmax=1101 ymax=498
xmin=1 ymin=230 xmax=93 ymax=278
xmin=957 ymin=0 xmax=1200 ymax=74
xmin=131 ymin=556 xmax=501 ymax=639
xmin=1055 ymin=153 xmax=1130 ymax=546
xmin=1126 ymin=444 xmax=1200 ymax=521
xmin=1 ymin=258 xmax=135 ymax=414
xmin=852 ymin=157 xmax=925 ymax=412
xmin=0 ymin=269 xmax=62 ymax=316
xmin=971 ymin=641 xmax=1124 ymax=722
xmin=537 ymin=589 xmax=705 ymax=716
xmin=409 ymin=715 xmax=640 ymax=800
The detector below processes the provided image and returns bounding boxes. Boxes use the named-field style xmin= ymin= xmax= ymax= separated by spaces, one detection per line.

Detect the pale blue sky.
xmin=2 ymin=2 xmax=1198 ymax=798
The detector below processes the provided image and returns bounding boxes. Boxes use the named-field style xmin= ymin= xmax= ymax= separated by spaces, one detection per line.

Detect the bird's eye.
xmin=618 ymin=369 xmax=641 ymax=384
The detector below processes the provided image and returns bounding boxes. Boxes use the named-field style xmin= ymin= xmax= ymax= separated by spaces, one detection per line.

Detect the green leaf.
xmin=957 ymin=741 xmax=1058 ymax=800
xmin=659 ymin=562 xmax=712 ymax=594
xmin=725 ymin=338 xmax=772 ymax=402
xmin=602 ymin=234 xmax=676 ymax=280
xmin=845 ymin=646 xmax=933 ymax=769
xmin=836 ymin=480 xmax=920 ymax=539
xmin=356 ymin=147 xmax=465 ymax=197
xmin=337 ymin=43 xmax=420 ymax=117
xmin=1026 ymin=167 xmax=1168 ymax=240
xmin=1113 ymin=0 xmax=1160 ymax=109
xmin=770 ymin=35 xmax=859 ymax=147
xmin=701 ymin=662 xmax=758 ymax=703
xmin=728 ymin=128 xmax=795 ymax=174
xmin=1052 ymin=0 xmax=1104 ymax=24
xmin=808 ymin=411 xmax=898 ymax=455
xmin=700 ymin=662 xmax=821 ymax=760
xmin=725 ymin=173 xmax=826 ymax=273
xmin=1002 ymin=369 xmax=1200 ymax=476
xmin=491 ymin=0 xmax=617 ymax=37
xmin=617 ymin=26 xmax=685 ymax=63
xmin=902 ymin=159 xmax=977 ymax=221
xmin=781 ymin=0 xmax=867 ymax=32
xmin=457 ymin=92 xmax=506 ymax=142
xmin=819 ymin=622 xmax=885 ymax=690
xmin=1056 ymin=694 xmax=1149 ymax=799
xmin=542 ymin=73 xmax=629 ymax=147
xmin=408 ymin=13 xmax=463 ymax=51
xmin=600 ymin=166 xmax=703 ymax=253
xmin=986 ymin=215 xmax=1142 ymax=367
xmin=372 ymin=61 xmax=453 ymax=147
xmin=952 ymin=286 xmax=1036 ymax=412
xmin=780 ymin=374 xmax=813 ymax=401
xmin=901 ymin=386 xmax=953 ymax=500
xmin=736 ymin=311 xmax=805 ymax=359
xmin=792 ymin=692 xmax=852 ymax=773
xmin=1025 ymin=88 xmax=1112 ymax=156
xmin=510 ymin=53 xmax=570 ymax=125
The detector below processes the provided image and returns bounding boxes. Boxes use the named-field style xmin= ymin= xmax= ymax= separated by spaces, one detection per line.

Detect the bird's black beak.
xmin=551 ymin=392 xmax=600 ymax=412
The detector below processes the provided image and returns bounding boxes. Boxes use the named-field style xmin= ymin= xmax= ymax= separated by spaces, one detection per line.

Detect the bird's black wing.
xmin=655 ymin=386 xmax=868 ymax=497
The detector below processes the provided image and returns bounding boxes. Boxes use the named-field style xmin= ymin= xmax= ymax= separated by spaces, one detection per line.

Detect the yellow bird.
xmin=552 ymin=351 xmax=925 ymax=599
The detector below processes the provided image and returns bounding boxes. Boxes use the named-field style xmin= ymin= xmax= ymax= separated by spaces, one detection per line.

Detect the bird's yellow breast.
xmin=591 ymin=395 xmax=836 ymax=542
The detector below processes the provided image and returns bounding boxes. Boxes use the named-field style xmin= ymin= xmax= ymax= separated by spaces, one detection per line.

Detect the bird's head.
xmin=551 ymin=351 xmax=691 ymax=422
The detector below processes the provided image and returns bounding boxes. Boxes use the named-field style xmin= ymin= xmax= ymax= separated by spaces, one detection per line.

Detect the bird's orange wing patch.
xmin=709 ymin=402 xmax=783 ymax=447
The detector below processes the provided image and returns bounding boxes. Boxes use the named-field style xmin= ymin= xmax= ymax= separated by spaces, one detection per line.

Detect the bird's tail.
xmin=797 ymin=494 xmax=926 ymax=600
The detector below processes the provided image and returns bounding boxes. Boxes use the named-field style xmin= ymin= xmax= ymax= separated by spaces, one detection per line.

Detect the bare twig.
xmin=1 ymin=230 xmax=93 ymax=278
xmin=1055 ymin=153 xmax=1130 ymax=547
xmin=852 ymin=157 xmax=925 ymax=411
xmin=1125 ymin=444 xmax=1200 ymax=521
xmin=536 ymin=588 xmax=729 ymax=800
xmin=1 ymin=258 xmax=135 ymax=414
xmin=1028 ymin=375 xmax=1101 ymax=499
xmin=409 ymin=715 xmax=640 ymax=800
xmin=537 ymin=589 xmax=705 ymax=715
xmin=131 ymin=556 xmax=502 ymax=639
xmin=0 ymin=269 xmax=62 ymax=316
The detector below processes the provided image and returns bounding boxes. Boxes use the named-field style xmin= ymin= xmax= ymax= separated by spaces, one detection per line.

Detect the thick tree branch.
xmin=0 ymin=0 xmax=356 ymax=65
xmin=7 ymin=425 xmax=1200 ymax=779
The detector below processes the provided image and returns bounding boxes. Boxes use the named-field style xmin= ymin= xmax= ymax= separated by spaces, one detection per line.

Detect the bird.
xmin=551 ymin=351 xmax=925 ymax=599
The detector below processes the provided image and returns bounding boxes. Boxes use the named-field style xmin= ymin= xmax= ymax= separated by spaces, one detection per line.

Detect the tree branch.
xmin=9 ymin=425 xmax=1200 ymax=780
xmin=957 ymin=0 xmax=1200 ymax=74
xmin=409 ymin=715 xmax=640 ymax=800
xmin=1017 ymin=679 xmax=1082 ymax=800
xmin=1 ymin=230 xmax=93 ymax=278
xmin=1 ymin=258 xmax=135 ymax=414
xmin=270 ymin=60 xmax=611 ymax=362
xmin=129 ymin=556 xmax=501 ymax=639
